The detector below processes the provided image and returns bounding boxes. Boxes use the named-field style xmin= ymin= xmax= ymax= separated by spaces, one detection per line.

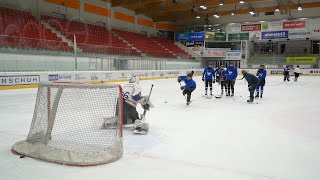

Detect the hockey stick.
xmin=142 ymin=84 xmax=154 ymax=117
xmin=133 ymin=84 xmax=154 ymax=134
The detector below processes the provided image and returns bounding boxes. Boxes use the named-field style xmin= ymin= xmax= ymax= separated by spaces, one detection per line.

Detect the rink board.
xmin=1 ymin=69 xmax=320 ymax=90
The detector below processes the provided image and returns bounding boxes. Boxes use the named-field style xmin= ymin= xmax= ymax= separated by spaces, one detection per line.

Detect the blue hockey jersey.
xmin=256 ymin=69 xmax=267 ymax=79
xmin=179 ymin=76 xmax=196 ymax=89
xmin=216 ymin=69 xmax=227 ymax=81
xmin=226 ymin=66 xmax=238 ymax=80
xmin=283 ymin=68 xmax=290 ymax=74
xmin=202 ymin=67 xmax=215 ymax=80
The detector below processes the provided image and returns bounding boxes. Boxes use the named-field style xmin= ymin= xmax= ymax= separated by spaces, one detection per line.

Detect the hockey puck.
xmin=20 ymin=155 xmax=25 ymax=158
xmin=164 ymin=101 xmax=168 ymax=103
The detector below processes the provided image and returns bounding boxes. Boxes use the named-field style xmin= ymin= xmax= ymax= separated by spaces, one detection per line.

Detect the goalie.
xmin=103 ymin=76 xmax=151 ymax=134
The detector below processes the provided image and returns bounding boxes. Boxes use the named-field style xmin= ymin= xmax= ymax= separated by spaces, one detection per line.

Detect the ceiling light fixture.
xmin=219 ymin=0 xmax=224 ymax=6
xmin=297 ymin=0 xmax=302 ymax=11
xmin=275 ymin=7 xmax=280 ymax=12
xmin=231 ymin=4 xmax=236 ymax=16
xmin=239 ymin=0 xmax=244 ymax=4
xmin=196 ymin=15 xmax=200 ymax=18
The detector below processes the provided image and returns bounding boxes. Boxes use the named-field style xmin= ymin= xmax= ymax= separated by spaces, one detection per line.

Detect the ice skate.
xmin=247 ymin=98 xmax=254 ymax=103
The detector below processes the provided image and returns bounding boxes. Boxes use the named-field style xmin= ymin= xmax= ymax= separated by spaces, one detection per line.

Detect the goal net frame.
xmin=11 ymin=82 xmax=123 ymax=166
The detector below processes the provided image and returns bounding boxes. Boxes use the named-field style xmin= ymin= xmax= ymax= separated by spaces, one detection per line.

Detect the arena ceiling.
xmin=107 ymin=0 xmax=320 ymax=22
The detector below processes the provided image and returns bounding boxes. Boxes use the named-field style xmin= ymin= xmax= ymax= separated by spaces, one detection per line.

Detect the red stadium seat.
xmin=0 ymin=7 xmax=72 ymax=52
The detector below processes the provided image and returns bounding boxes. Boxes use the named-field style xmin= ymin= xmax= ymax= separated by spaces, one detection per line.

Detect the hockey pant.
xmin=226 ymin=80 xmax=235 ymax=95
xmin=249 ymin=83 xmax=259 ymax=100
xmin=256 ymin=79 xmax=265 ymax=95
xmin=123 ymin=101 xmax=139 ymax=125
xmin=205 ymin=80 xmax=213 ymax=93
xmin=183 ymin=88 xmax=195 ymax=103
xmin=283 ymin=73 xmax=290 ymax=81
xmin=294 ymin=73 xmax=300 ymax=81
xmin=220 ymin=81 xmax=227 ymax=95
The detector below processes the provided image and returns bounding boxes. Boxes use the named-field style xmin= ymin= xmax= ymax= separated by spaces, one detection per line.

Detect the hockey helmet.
xmin=129 ymin=75 xmax=140 ymax=84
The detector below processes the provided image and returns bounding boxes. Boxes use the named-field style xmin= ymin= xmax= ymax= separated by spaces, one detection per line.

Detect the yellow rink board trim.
xmin=1 ymin=74 xmax=320 ymax=90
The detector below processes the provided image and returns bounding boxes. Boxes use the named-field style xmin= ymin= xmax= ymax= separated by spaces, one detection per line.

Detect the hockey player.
xmin=216 ymin=65 xmax=227 ymax=96
xmin=255 ymin=65 xmax=267 ymax=98
xmin=226 ymin=62 xmax=238 ymax=96
xmin=293 ymin=65 xmax=301 ymax=82
xmin=202 ymin=62 xmax=215 ymax=96
xmin=191 ymin=67 xmax=195 ymax=76
xmin=283 ymin=66 xmax=290 ymax=81
xmin=103 ymin=76 xmax=150 ymax=133
xmin=241 ymin=70 xmax=260 ymax=103
xmin=178 ymin=73 xmax=196 ymax=105
xmin=122 ymin=76 xmax=150 ymax=124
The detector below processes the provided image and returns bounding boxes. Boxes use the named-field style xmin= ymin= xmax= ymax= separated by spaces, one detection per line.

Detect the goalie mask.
xmin=129 ymin=76 xmax=140 ymax=84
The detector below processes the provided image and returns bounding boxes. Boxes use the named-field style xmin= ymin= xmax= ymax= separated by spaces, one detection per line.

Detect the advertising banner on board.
xmin=185 ymin=41 xmax=204 ymax=47
xmin=286 ymin=57 xmax=317 ymax=63
xmin=190 ymin=48 xmax=229 ymax=57
xmin=226 ymin=50 xmax=242 ymax=60
xmin=48 ymin=74 xmax=72 ymax=82
xmin=261 ymin=30 xmax=288 ymax=39
xmin=288 ymin=29 xmax=311 ymax=39
xmin=227 ymin=33 xmax=250 ymax=41
xmin=241 ymin=24 xmax=261 ymax=32
xmin=175 ymin=32 xmax=205 ymax=42
xmin=205 ymin=32 xmax=226 ymax=41
xmin=283 ymin=21 xmax=306 ymax=29
xmin=261 ymin=22 xmax=282 ymax=31
xmin=0 ymin=75 xmax=40 ymax=86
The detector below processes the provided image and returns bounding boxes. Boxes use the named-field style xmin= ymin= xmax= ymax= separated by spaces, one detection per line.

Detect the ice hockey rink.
xmin=1 ymin=76 xmax=320 ymax=180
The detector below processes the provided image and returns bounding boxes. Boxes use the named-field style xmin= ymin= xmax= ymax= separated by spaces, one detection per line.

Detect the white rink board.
xmin=1 ymin=69 xmax=320 ymax=88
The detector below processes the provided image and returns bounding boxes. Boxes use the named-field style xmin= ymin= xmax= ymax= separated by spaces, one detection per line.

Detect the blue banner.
xmin=175 ymin=32 xmax=205 ymax=42
xmin=188 ymin=32 xmax=205 ymax=41
xmin=175 ymin=33 xmax=188 ymax=42
xmin=262 ymin=31 xmax=288 ymax=39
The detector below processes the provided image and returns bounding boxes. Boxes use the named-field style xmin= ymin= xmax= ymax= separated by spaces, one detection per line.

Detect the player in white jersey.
xmin=293 ymin=65 xmax=301 ymax=82
xmin=122 ymin=76 xmax=150 ymax=125
xmin=102 ymin=76 xmax=151 ymax=133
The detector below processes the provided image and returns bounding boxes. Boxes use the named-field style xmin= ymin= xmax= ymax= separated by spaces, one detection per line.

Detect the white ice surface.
xmin=1 ymin=76 xmax=320 ymax=180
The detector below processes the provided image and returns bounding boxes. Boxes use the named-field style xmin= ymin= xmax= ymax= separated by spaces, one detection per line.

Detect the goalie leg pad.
xmin=133 ymin=120 xmax=149 ymax=134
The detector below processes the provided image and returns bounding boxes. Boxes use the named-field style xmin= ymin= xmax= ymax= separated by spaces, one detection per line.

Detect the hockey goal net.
xmin=12 ymin=82 xmax=123 ymax=166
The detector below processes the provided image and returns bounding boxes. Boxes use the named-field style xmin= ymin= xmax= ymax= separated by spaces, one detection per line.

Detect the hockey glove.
xmin=177 ymin=77 xmax=182 ymax=83
xmin=142 ymin=103 xmax=150 ymax=111
xmin=180 ymin=86 xmax=185 ymax=90
xmin=248 ymin=86 xmax=253 ymax=91
xmin=202 ymin=77 xmax=204 ymax=81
